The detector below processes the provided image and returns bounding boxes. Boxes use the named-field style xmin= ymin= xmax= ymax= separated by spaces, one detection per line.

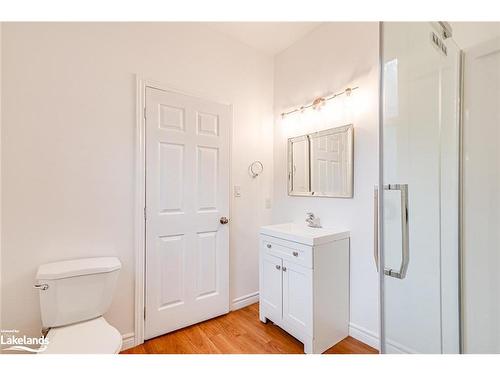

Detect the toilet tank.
xmin=36 ymin=257 xmax=121 ymax=328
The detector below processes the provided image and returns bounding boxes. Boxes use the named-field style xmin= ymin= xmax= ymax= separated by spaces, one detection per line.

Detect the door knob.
xmin=220 ymin=216 xmax=229 ymax=224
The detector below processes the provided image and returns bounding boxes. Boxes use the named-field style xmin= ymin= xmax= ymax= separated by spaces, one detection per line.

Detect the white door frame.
xmin=134 ymin=76 xmax=233 ymax=346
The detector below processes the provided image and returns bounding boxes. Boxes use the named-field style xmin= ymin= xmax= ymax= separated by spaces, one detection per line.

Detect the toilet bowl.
xmin=41 ymin=317 xmax=122 ymax=354
xmin=35 ymin=257 xmax=122 ymax=354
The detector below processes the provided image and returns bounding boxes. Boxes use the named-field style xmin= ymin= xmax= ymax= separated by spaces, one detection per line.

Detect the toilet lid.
xmin=40 ymin=317 xmax=122 ymax=354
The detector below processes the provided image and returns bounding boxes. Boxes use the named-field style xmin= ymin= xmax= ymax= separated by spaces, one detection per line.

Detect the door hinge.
xmin=143 ymin=107 xmax=146 ymax=120
xmin=144 ymin=306 xmax=146 ymax=320
xmin=144 ymin=207 xmax=147 ymax=221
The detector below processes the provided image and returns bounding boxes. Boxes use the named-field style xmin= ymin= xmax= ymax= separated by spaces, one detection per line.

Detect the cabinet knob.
xmin=282 ymin=267 xmax=287 ymax=272
xmin=275 ymin=265 xmax=281 ymax=270
xmin=266 ymin=244 xmax=272 ymax=249
xmin=292 ymin=251 xmax=298 ymax=257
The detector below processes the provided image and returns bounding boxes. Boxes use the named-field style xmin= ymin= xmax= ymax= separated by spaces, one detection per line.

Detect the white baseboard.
xmin=348 ymin=322 xmax=416 ymax=354
xmin=231 ymin=292 xmax=259 ymax=311
xmin=349 ymin=322 xmax=380 ymax=350
xmin=386 ymin=339 xmax=417 ymax=354
xmin=121 ymin=332 xmax=136 ymax=352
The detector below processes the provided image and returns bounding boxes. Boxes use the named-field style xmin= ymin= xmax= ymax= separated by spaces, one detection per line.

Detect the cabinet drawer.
xmin=261 ymin=236 xmax=312 ymax=268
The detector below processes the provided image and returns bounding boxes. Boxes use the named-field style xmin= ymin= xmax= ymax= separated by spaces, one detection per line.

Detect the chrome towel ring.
xmin=249 ymin=161 xmax=264 ymax=178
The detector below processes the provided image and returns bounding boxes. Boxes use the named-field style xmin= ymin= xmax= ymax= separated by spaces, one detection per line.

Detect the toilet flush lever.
xmin=34 ymin=284 xmax=49 ymax=291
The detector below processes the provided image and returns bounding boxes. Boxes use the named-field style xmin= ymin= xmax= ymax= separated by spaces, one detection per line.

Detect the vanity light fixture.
xmin=281 ymin=86 xmax=359 ymax=119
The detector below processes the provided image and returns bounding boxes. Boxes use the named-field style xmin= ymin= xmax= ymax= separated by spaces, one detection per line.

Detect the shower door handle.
xmin=374 ymin=187 xmax=379 ymax=272
xmin=374 ymin=184 xmax=410 ymax=279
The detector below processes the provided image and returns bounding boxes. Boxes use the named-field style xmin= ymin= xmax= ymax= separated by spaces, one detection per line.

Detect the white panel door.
xmin=311 ymin=134 xmax=339 ymax=194
xmin=291 ymin=137 xmax=310 ymax=193
xmin=310 ymin=132 xmax=350 ymax=196
xmin=145 ymin=87 xmax=231 ymax=340
xmin=282 ymin=260 xmax=312 ymax=336
xmin=260 ymin=252 xmax=283 ymax=323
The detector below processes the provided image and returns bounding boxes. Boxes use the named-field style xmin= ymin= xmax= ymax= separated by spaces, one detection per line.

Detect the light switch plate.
xmin=234 ymin=185 xmax=241 ymax=198
xmin=265 ymin=197 xmax=272 ymax=209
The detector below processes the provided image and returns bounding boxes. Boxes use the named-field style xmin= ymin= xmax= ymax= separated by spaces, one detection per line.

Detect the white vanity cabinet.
xmin=259 ymin=223 xmax=350 ymax=354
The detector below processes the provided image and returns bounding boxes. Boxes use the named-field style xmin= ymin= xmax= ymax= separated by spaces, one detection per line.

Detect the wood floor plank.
xmin=121 ymin=303 xmax=378 ymax=355
xmin=181 ymin=325 xmax=221 ymax=354
xmin=207 ymin=333 xmax=241 ymax=354
xmin=324 ymin=336 xmax=378 ymax=354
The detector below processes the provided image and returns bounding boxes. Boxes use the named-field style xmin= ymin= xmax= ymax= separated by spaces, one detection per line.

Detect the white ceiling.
xmin=206 ymin=22 xmax=322 ymax=55
xmin=206 ymin=22 xmax=500 ymax=56
xmin=451 ymin=22 xmax=500 ymax=50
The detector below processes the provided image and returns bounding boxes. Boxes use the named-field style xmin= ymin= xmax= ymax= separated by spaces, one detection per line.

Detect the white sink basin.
xmin=260 ymin=222 xmax=349 ymax=246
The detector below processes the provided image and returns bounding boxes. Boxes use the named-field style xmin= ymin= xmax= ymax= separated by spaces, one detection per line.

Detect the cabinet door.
xmin=282 ymin=260 xmax=313 ymax=336
xmin=260 ymin=252 xmax=283 ymax=323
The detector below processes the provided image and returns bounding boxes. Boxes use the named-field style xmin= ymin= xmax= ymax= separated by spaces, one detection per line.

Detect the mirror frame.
xmin=287 ymin=124 xmax=354 ymax=198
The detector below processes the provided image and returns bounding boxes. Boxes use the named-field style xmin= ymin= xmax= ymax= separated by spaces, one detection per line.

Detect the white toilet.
xmin=35 ymin=257 xmax=122 ymax=354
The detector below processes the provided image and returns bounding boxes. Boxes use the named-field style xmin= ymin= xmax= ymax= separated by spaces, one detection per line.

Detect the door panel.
xmin=159 ymin=143 xmax=184 ymax=213
xmin=380 ymin=22 xmax=460 ymax=354
xmin=310 ymin=132 xmax=346 ymax=195
xmin=282 ymin=260 xmax=313 ymax=336
xmin=158 ymin=235 xmax=185 ymax=309
xmin=260 ymin=252 xmax=283 ymax=323
xmin=197 ymin=146 xmax=219 ymax=210
xmin=145 ymin=87 xmax=231 ymax=340
xmin=196 ymin=231 xmax=218 ymax=298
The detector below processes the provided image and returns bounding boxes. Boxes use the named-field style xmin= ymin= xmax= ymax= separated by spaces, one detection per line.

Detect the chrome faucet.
xmin=305 ymin=212 xmax=322 ymax=228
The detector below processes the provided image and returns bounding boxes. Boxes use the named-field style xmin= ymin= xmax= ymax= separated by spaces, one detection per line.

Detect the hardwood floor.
xmin=121 ymin=303 xmax=378 ymax=354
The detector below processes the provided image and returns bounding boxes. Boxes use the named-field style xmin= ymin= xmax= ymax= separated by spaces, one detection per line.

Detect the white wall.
xmin=452 ymin=22 xmax=500 ymax=50
xmin=273 ymin=22 xmax=380 ymax=345
xmin=457 ymin=23 xmax=500 ymax=353
xmin=0 ymin=23 xmax=274 ymax=340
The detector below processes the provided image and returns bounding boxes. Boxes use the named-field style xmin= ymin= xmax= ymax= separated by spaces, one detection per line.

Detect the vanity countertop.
xmin=260 ymin=223 xmax=350 ymax=246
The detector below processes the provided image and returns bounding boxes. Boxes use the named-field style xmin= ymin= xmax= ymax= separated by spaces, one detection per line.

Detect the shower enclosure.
xmin=379 ymin=21 xmax=500 ymax=354
xmin=378 ymin=22 xmax=462 ymax=354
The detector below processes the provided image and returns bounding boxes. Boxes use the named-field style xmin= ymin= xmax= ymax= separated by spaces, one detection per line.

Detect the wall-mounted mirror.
xmin=288 ymin=124 xmax=353 ymax=198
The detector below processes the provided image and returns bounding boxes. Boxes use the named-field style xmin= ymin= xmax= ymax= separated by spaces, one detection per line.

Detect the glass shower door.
xmin=379 ymin=22 xmax=461 ymax=354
